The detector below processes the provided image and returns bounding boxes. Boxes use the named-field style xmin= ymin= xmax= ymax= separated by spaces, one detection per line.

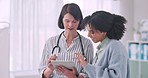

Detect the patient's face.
xmin=87 ymin=25 xmax=107 ymax=43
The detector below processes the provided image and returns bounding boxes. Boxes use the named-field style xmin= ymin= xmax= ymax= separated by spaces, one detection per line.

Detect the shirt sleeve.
xmin=38 ymin=39 xmax=53 ymax=78
xmin=85 ymin=41 xmax=94 ymax=64
xmin=84 ymin=43 xmax=129 ymax=78
xmin=80 ymin=40 xmax=94 ymax=78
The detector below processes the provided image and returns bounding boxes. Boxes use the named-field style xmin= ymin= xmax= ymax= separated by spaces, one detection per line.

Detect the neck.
xmin=63 ymin=31 xmax=78 ymax=47
xmin=64 ymin=31 xmax=78 ymax=41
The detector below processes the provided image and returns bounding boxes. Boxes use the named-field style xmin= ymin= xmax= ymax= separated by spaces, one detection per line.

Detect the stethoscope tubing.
xmin=51 ymin=31 xmax=85 ymax=57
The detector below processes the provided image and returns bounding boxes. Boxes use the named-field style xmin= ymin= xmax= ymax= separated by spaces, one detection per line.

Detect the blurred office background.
xmin=0 ymin=0 xmax=148 ymax=78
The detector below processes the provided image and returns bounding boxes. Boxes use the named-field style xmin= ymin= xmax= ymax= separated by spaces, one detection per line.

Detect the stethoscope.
xmin=51 ymin=31 xmax=85 ymax=58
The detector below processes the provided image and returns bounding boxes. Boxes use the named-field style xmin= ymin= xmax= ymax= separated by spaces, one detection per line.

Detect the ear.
xmin=102 ymin=32 xmax=107 ymax=35
xmin=102 ymin=32 xmax=107 ymax=37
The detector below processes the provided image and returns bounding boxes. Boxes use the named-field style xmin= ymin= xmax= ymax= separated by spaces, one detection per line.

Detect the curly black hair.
xmin=81 ymin=11 xmax=127 ymax=40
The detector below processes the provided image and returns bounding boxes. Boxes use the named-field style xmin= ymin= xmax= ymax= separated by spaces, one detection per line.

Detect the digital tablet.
xmin=51 ymin=60 xmax=75 ymax=69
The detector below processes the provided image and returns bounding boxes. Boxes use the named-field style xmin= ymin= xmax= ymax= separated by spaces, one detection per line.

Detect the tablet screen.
xmin=51 ymin=60 xmax=75 ymax=69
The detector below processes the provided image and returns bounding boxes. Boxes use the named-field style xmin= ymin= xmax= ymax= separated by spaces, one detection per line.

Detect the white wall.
xmin=134 ymin=0 xmax=148 ymax=27
xmin=0 ymin=27 xmax=9 ymax=78
xmin=120 ymin=0 xmax=134 ymax=47
xmin=119 ymin=0 xmax=148 ymax=45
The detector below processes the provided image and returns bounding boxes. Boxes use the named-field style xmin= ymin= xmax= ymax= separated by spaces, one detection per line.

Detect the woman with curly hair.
xmin=75 ymin=11 xmax=130 ymax=78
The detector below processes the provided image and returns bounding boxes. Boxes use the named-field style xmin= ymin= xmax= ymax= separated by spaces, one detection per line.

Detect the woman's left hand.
xmin=56 ymin=65 xmax=77 ymax=78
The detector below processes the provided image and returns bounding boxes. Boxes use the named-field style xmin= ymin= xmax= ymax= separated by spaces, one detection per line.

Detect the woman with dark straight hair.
xmin=39 ymin=3 xmax=94 ymax=78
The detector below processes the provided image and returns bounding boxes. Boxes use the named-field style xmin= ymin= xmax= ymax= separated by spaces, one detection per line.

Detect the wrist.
xmin=43 ymin=68 xmax=53 ymax=78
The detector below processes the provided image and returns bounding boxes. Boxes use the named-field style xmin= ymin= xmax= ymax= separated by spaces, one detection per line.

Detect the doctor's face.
xmin=62 ymin=13 xmax=80 ymax=33
xmin=87 ymin=25 xmax=107 ymax=43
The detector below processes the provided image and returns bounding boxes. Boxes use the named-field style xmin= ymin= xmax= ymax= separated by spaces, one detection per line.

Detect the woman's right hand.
xmin=75 ymin=53 xmax=87 ymax=68
xmin=43 ymin=54 xmax=57 ymax=78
